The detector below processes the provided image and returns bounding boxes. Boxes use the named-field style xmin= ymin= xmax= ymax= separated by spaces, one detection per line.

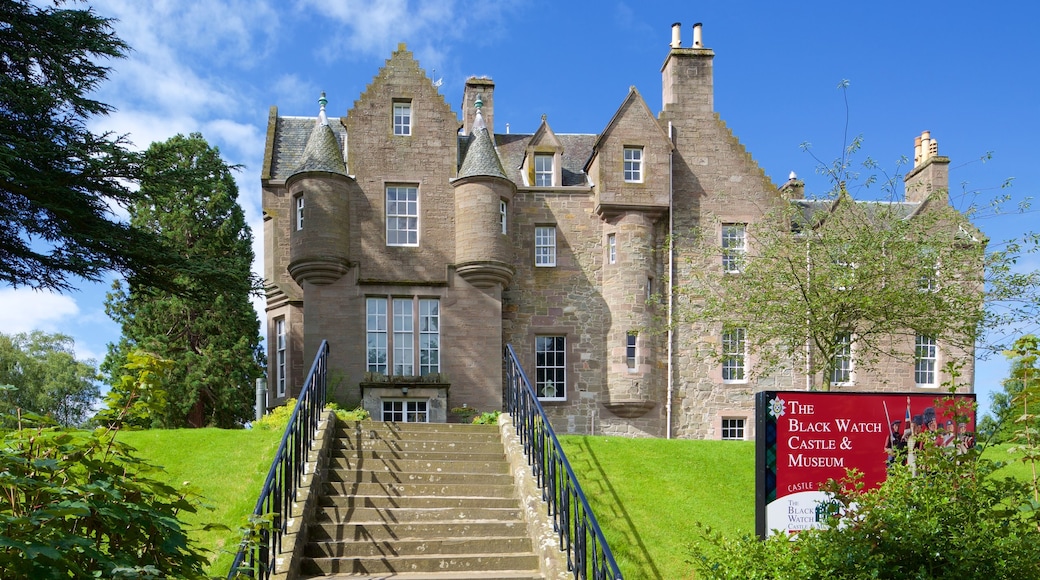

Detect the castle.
xmin=260 ymin=23 xmax=974 ymax=440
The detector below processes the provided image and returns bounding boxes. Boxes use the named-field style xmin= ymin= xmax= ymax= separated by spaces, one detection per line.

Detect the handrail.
xmin=504 ymin=344 xmax=623 ymax=580
xmin=228 ymin=340 xmax=330 ymax=579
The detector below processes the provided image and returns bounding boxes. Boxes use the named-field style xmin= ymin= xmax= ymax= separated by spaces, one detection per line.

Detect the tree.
xmin=0 ymin=0 xmax=194 ymax=292
xmin=679 ymin=189 xmax=985 ymax=390
xmin=0 ymin=331 xmax=99 ymax=426
xmin=103 ymin=133 xmax=263 ymax=428
xmin=982 ymin=335 xmax=1040 ymax=442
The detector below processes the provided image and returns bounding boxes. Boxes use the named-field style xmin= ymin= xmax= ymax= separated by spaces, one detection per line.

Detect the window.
xmin=722 ymin=327 xmax=746 ymax=383
xmin=382 ymin=399 xmax=428 ymax=422
xmin=915 ymin=334 xmax=937 ymax=387
xmin=534 ymin=154 xmax=553 ymax=187
xmin=294 ymin=195 xmax=304 ymax=231
xmin=275 ymin=318 xmax=286 ymax=397
xmin=721 ymin=224 xmax=746 ymax=273
xmin=535 ymin=336 xmax=566 ymax=400
xmin=386 ymin=185 xmax=418 ymax=246
xmin=500 ymin=200 xmax=508 ymax=234
xmin=831 ymin=332 xmax=853 ymax=385
xmin=624 ymin=147 xmax=643 ymax=182
xmin=535 ymin=226 xmax=556 ymax=267
xmin=393 ymin=101 xmax=411 ymax=136
xmin=367 ymin=297 xmax=439 ymax=376
xmin=607 ymin=233 xmax=616 ymax=264
xmin=721 ymin=418 xmax=745 ymax=440
xmin=918 ymin=248 xmax=939 ymax=292
xmin=626 ymin=332 xmax=637 ymax=370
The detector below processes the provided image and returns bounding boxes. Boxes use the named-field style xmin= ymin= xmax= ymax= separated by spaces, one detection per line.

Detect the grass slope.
xmin=560 ymin=436 xmax=755 ymax=580
xmin=118 ymin=428 xmax=281 ymax=577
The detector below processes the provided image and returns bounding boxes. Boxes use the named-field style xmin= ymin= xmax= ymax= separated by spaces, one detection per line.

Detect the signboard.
xmin=755 ymin=391 xmax=976 ymax=537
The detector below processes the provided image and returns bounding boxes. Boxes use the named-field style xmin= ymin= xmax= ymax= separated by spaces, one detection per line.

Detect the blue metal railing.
xmin=504 ymin=344 xmax=623 ymax=580
xmin=228 ymin=340 xmax=329 ymax=579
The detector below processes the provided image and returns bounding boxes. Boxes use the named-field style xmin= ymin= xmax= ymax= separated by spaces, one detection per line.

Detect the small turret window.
xmin=500 ymin=200 xmax=508 ymax=234
xmin=295 ymin=195 xmax=304 ymax=231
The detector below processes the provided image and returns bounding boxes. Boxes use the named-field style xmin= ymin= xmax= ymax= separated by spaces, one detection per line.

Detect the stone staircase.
xmin=299 ymin=421 xmax=546 ymax=579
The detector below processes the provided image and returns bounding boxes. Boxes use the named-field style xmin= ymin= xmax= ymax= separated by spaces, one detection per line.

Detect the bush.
xmin=692 ymin=439 xmax=1040 ymax=579
xmin=252 ymin=399 xmax=297 ymax=431
xmin=328 ymin=403 xmax=370 ymax=422
xmin=472 ymin=410 xmax=501 ymax=425
xmin=0 ymin=414 xmax=209 ymax=579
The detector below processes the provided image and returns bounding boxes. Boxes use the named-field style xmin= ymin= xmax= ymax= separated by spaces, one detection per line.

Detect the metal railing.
xmin=504 ymin=344 xmax=623 ymax=580
xmin=228 ymin=340 xmax=329 ymax=579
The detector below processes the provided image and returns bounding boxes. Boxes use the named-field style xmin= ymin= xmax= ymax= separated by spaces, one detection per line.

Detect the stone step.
xmin=322 ymin=481 xmax=517 ymax=498
xmin=305 ymin=536 xmax=533 ymax=558
xmin=310 ymin=573 xmax=542 ymax=580
xmin=334 ymin=439 xmax=506 ymax=454
xmin=301 ymin=553 xmax=541 ymax=576
xmin=316 ymin=506 xmax=524 ymax=524
xmin=337 ymin=422 xmax=501 ymax=437
xmin=326 ymin=456 xmax=511 ymax=474
xmin=320 ymin=495 xmax=521 ymax=510
xmin=326 ymin=468 xmax=514 ymax=486
xmin=308 ymin=521 xmax=531 ymax=542
xmin=331 ymin=448 xmax=507 ymax=462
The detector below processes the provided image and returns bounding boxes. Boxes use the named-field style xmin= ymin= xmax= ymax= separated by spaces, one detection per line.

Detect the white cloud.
xmin=0 ymin=289 xmax=80 ymax=334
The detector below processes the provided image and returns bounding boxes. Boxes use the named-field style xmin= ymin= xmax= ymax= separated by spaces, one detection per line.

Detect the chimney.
xmin=661 ymin=21 xmax=715 ymax=115
xmin=671 ymin=22 xmax=682 ymax=48
xmin=904 ymin=131 xmax=950 ymax=203
xmin=463 ymin=76 xmax=495 ymax=136
xmin=781 ymin=171 xmax=805 ymax=199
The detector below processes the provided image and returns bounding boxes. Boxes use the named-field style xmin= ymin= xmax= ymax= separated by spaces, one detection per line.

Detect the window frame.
xmin=382 ymin=399 xmax=429 ymax=423
xmin=721 ymin=418 xmax=746 ymax=440
xmin=626 ymin=332 xmax=637 ymax=371
xmin=500 ymin=200 xmax=508 ymax=235
xmin=393 ymin=101 xmax=412 ymax=136
xmin=275 ymin=317 xmax=286 ymax=397
xmin=294 ymin=195 xmax=304 ymax=231
xmin=366 ymin=296 xmax=439 ymax=377
xmin=915 ymin=334 xmax=938 ymax=387
xmin=831 ymin=331 xmax=854 ymax=386
xmin=721 ymin=223 xmax=746 ymax=273
xmin=535 ymin=226 xmax=557 ymax=267
xmin=722 ymin=326 xmax=747 ymax=383
xmin=535 ymin=335 xmax=567 ymax=401
xmin=386 ymin=185 xmax=419 ymax=247
xmin=623 ymin=146 xmax=643 ymax=183
xmin=607 ymin=233 xmax=616 ymax=264
xmin=534 ymin=154 xmax=553 ymax=187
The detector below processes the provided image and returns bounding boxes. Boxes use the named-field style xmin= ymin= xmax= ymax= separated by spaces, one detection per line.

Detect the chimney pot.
xmin=671 ymin=22 xmax=682 ymax=48
xmin=692 ymin=22 xmax=703 ymax=48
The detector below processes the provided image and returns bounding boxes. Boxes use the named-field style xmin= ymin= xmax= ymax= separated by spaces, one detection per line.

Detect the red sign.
xmin=756 ymin=391 xmax=975 ymax=537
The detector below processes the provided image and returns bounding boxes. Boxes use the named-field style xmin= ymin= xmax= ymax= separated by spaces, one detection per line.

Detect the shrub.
xmin=328 ymin=403 xmax=370 ymax=422
xmin=252 ymin=398 xmax=296 ymax=431
xmin=473 ymin=410 xmax=501 ymax=425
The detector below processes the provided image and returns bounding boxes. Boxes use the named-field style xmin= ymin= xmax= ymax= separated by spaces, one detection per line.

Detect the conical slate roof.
xmin=290 ymin=93 xmax=347 ymax=177
xmin=458 ymin=111 xmax=507 ymax=180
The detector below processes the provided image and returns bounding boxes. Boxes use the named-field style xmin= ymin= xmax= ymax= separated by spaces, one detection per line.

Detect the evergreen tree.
xmin=0 ymin=0 xmax=187 ymax=291
xmin=104 ymin=133 xmax=263 ymax=428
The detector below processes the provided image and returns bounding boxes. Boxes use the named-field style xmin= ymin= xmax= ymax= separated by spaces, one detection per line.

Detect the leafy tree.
xmin=103 ymin=133 xmax=263 ymax=428
xmin=0 ymin=0 xmax=189 ymax=292
xmin=0 ymin=414 xmax=210 ymax=579
xmin=0 ymin=331 xmax=99 ymax=426
xmin=93 ymin=350 xmax=171 ymax=430
xmin=983 ymin=335 xmax=1040 ymax=442
xmin=680 ymin=190 xmax=985 ymax=390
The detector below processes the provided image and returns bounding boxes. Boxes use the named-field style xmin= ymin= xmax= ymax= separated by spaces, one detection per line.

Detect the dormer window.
xmin=624 ymin=147 xmax=643 ymax=182
xmin=393 ymin=101 xmax=412 ymax=136
xmin=534 ymin=154 xmax=553 ymax=186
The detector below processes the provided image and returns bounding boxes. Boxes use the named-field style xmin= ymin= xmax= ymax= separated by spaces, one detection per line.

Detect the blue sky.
xmin=4 ymin=0 xmax=1037 ymax=418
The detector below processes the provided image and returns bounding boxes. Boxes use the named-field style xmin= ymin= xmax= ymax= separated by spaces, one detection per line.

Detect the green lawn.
xmin=118 ymin=428 xmax=282 ymax=577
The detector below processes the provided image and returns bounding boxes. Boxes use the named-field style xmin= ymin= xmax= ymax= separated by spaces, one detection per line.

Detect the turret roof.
xmin=289 ymin=93 xmax=347 ymax=178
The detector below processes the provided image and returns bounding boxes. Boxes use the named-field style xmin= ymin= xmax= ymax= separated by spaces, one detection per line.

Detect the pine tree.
xmin=104 ymin=134 xmax=263 ymax=428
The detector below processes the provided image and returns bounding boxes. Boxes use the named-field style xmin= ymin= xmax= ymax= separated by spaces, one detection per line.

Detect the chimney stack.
xmin=692 ymin=22 xmax=703 ymax=47
xmin=905 ymin=130 xmax=950 ymax=203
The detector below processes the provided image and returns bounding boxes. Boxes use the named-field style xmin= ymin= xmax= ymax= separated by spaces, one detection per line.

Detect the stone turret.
xmin=452 ymin=100 xmax=515 ymax=288
xmin=286 ymin=93 xmax=352 ymax=285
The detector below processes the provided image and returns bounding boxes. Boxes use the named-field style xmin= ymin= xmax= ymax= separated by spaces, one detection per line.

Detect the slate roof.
xmin=457 ymin=127 xmax=508 ymax=180
xmin=269 ymin=116 xmax=347 ymax=181
xmin=494 ymin=133 xmax=595 ymax=187
xmin=291 ymin=112 xmax=348 ymax=177
xmin=791 ymin=199 xmax=922 ymax=232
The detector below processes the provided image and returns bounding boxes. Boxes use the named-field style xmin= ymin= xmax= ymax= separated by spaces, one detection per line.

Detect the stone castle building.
xmin=261 ymin=23 xmax=974 ymax=440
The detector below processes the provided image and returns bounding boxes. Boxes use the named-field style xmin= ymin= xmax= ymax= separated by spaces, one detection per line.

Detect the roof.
xmin=268 ymin=116 xmax=347 ymax=181
xmin=791 ymin=198 xmax=923 ymax=231
xmin=457 ymin=126 xmax=508 ymax=180
xmin=494 ymin=133 xmax=595 ymax=187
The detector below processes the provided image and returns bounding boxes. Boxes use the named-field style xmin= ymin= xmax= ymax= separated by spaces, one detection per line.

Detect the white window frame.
xmin=915 ymin=334 xmax=938 ymax=387
xmin=626 ymin=332 xmax=637 ymax=371
xmin=534 ymin=154 xmax=553 ymax=187
xmin=535 ymin=226 xmax=556 ymax=267
xmin=386 ymin=185 xmax=419 ymax=246
xmin=367 ymin=296 xmax=439 ymax=377
xmin=722 ymin=327 xmax=747 ymax=383
xmin=535 ymin=335 xmax=566 ymax=401
xmin=500 ymin=200 xmax=508 ymax=234
xmin=607 ymin=233 xmax=616 ymax=264
xmin=721 ymin=224 xmax=746 ymax=273
xmin=624 ymin=146 xmax=643 ymax=183
xmin=382 ymin=399 xmax=429 ymax=423
xmin=295 ymin=195 xmax=304 ymax=231
xmin=393 ymin=101 xmax=412 ymax=136
xmin=275 ymin=318 xmax=286 ymax=397
xmin=831 ymin=331 xmax=854 ymax=385
xmin=721 ymin=418 xmax=746 ymax=440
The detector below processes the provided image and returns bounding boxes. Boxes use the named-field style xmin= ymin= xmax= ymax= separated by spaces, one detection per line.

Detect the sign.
xmin=755 ymin=391 xmax=975 ymax=537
